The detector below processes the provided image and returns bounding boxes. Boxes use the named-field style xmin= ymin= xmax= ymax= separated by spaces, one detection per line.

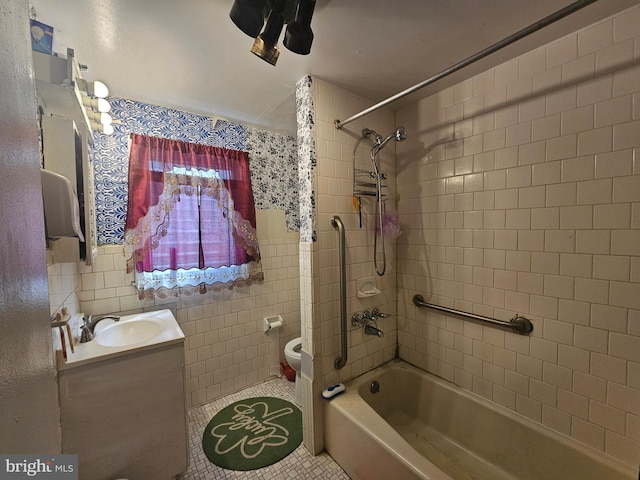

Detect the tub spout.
xmin=364 ymin=324 xmax=384 ymax=338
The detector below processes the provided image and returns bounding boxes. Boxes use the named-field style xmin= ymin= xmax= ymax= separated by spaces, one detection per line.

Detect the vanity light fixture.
xmin=90 ymin=120 xmax=114 ymax=136
xmin=87 ymin=80 xmax=109 ymax=98
xmin=82 ymin=95 xmax=111 ymax=113
xmin=87 ymin=110 xmax=113 ymax=126
xmin=229 ymin=0 xmax=316 ymax=65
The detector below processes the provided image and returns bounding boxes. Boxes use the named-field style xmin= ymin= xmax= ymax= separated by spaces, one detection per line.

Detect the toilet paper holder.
xmin=264 ymin=315 xmax=284 ymax=333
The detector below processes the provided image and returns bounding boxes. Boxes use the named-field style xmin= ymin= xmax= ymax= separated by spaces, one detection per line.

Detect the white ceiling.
xmin=29 ymin=0 xmax=639 ymax=135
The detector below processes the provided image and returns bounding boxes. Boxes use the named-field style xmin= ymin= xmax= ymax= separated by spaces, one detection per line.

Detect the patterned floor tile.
xmin=178 ymin=377 xmax=350 ymax=480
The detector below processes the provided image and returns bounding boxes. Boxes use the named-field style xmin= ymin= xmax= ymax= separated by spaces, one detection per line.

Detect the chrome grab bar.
xmin=332 ymin=216 xmax=348 ymax=369
xmin=413 ymin=294 xmax=533 ymax=335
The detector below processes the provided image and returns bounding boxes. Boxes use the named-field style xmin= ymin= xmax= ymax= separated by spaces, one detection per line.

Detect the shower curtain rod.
xmin=334 ymin=0 xmax=598 ymax=130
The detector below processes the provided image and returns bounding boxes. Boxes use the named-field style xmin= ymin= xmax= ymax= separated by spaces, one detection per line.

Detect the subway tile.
xmin=613 ymin=64 xmax=640 ymax=97
xmin=531 ymin=252 xmax=560 ymax=274
xmin=577 ymin=126 xmax=613 ymax=155
xmin=519 ymin=141 xmax=545 ymax=166
xmin=544 ymin=230 xmax=575 ymax=253
xmin=605 ymin=431 xmax=640 ymax=468
xmin=546 ymin=183 xmax=577 ymax=207
xmin=547 ymin=87 xmax=577 ymax=116
xmin=561 ymin=105 xmax=594 ymax=134
xmin=609 ymin=280 xmax=640 ymax=309
xmin=532 ymin=161 xmax=561 ymax=186
xmin=609 ymin=331 xmax=640 ymax=363
xmin=591 ymin=352 xmax=627 ymax=384
xmin=543 ymin=275 xmax=574 ymax=299
xmin=560 ymin=205 xmax=593 ymax=229
xmin=495 ymin=146 xmax=519 ymax=169
xmin=506 ymin=165 xmax=532 ymax=188
xmin=506 ymin=209 xmax=531 ymax=229
xmin=558 ymin=299 xmax=591 ymax=325
xmin=578 ymin=20 xmax=613 ymax=56
xmin=611 ymin=230 xmax=640 ymax=255
xmin=548 ymin=35 xmax=577 ymax=67
xmin=595 ymin=95 xmax=633 ymax=128
xmin=591 ymin=304 xmax=628 ymax=333
xmin=518 ymin=230 xmax=544 ymax=252
xmin=577 ymin=76 xmax=612 ymax=107
xmin=596 ymin=39 xmax=635 ymax=74
xmin=573 ymin=371 xmax=607 ymax=402
xmin=614 ymin=5 xmax=640 ymax=42
xmin=506 ymin=250 xmax=531 ymax=272
xmin=544 ymin=318 xmax=574 ymax=346
xmin=574 ymin=277 xmax=610 ymax=305
xmin=558 ymin=344 xmax=590 ymax=373
xmin=547 ymin=134 xmax=577 ymax=162
xmin=593 ymin=204 xmax=631 ymax=229
xmin=607 ymin=381 xmax=640 ymax=416
xmin=594 ymin=149 xmax=633 ymax=178
xmin=494 ymin=189 xmax=519 ymax=210
xmin=495 ymin=230 xmax=518 ymax=250
xmin=613 ymin=119 xmax=640 ymax=150
xmin=531 ymin=208 xmax=560 ymax=230
xmin=506 ymin=122 xmax=532 ymax=147
xmin=542 ymin=405 xmax=572 ymax=436
xmin=532 ymin=113 xmax=561 ymax=141
xmin=612 ymin=175 xmax=640 ymax=203
xmin=530 ymin=295 xmax=558 ymax=319
xmin=558 ymin=388 xmax=589 ymax=419
xmin=592 ymin=255 xmax=630 ymax=281
xmin=577 ymin=178 xmax=612 ymax=205
xmin=530 ymin=378 xmax=557 ymax=406
xmin=483 ymin=128 xmax=506 ymax=152
xmin=572 ymin=417 xmax=605 ymax=451
xmin=575 ymin=230 xmax=610 ymax=254
xmin=518 ymin=272 xmax=544 ymax=294
xmin=505 ymin=290 xmax=530 ymax=313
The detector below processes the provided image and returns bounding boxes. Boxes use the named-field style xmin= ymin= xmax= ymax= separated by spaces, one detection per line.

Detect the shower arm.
xmin=334 ymin=0 xmax=597 ymax=130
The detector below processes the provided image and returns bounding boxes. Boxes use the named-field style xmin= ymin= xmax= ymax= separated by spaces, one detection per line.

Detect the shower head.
xmin=373 ymin=126 xmax=407 ymax=153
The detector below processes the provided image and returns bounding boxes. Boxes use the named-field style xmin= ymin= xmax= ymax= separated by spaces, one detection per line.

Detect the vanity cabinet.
xmin=57 ymin=342 xmax=188 ymax=480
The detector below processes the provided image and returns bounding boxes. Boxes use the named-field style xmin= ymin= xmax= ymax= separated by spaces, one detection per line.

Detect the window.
xmin=124 ymin=134 xmax=263 ymax=299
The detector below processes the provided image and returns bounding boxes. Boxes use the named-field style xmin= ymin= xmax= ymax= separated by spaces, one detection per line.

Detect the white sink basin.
xmin=96 ymin=318 xmax=164 ymax=347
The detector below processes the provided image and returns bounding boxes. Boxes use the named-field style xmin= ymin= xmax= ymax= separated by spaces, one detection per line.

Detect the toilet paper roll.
xmin=264 ymin=315 xmax=284 ymax=333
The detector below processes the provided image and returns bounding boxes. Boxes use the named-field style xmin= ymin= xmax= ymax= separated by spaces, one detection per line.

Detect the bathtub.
xmin=324 ymin=361 xmax=636 ymax=480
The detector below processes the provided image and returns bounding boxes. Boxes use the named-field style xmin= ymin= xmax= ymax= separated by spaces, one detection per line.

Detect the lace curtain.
xmin=124 ymin=134 xmax=263 ymax=299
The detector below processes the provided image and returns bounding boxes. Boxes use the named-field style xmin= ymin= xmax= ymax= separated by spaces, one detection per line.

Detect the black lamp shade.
xmin=283 ymin=0 xmax=315 ymax=55
xmin=230 ymin=0 xmax=268 ymax=38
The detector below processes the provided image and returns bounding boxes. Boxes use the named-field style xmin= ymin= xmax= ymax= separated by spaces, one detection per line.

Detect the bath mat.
xmin=202 ymin=396 xmax=302 ymax=471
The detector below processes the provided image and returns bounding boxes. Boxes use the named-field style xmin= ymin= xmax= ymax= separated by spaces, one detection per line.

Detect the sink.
xmin=96 ymin=318 xmax=164 ymax=347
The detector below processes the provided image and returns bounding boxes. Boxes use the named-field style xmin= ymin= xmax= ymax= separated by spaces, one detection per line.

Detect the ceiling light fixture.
xmin=229 ymin=0 xmax=316 ymax=66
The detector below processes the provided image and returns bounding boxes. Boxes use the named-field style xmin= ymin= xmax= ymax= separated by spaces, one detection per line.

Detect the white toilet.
xmin=284 ymin=336 xmax=302 ymax=406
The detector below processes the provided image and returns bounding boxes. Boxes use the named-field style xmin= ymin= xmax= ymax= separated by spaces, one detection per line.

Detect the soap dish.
xmin=357 ymin=277 xmax=380 ymax=298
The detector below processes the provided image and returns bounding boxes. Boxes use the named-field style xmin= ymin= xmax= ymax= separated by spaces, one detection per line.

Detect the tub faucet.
xmin=364 ymin=324 xmax=384 ymax=337
xmin=79 ymin=314 xmax=121 ymax=343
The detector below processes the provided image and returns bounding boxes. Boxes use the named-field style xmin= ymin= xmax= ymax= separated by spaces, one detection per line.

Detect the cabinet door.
xmin=42 ymin=115 xmax=97 ymax=265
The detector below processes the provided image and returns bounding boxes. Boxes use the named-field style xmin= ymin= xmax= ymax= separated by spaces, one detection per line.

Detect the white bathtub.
xmin=324 ymin=361 xmax=636 ymax=480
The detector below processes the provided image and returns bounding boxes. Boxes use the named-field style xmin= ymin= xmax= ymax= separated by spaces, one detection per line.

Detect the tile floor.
xmin=178 ymin=376 xmax=350 ymax=479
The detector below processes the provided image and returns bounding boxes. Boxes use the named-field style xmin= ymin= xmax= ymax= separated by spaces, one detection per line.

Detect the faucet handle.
xmin=372 ymin=307 xmax=391 ymax=319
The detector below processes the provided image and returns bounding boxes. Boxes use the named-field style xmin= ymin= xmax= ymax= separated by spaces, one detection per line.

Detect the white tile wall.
xmin=61 ymin=211 xmax=301 ymax=408
xmin=311 ymin=78 xmax=398 ymax=392
xmin=397 ymin=5 xmax=640 ymax=467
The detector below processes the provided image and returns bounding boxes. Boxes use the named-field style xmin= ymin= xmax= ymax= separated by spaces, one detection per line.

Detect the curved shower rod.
xmin=334 ymin=0 xmax=598 ymax=130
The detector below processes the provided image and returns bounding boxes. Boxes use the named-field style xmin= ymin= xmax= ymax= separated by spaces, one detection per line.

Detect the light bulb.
xmin=90 ymin=81 xmax=109 ymax=98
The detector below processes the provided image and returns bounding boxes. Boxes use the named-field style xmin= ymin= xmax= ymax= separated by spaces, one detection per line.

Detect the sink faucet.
xmin=79 ymin=314 xmax=121 ymax=343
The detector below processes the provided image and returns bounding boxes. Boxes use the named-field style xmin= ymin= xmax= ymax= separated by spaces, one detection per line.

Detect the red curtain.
xmin=124 ymin=134 xmax=260 ymax=279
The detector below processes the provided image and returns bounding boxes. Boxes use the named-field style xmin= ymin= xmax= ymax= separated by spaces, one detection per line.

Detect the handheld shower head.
xmin=373 ymin=126 xmax=407 ymax=153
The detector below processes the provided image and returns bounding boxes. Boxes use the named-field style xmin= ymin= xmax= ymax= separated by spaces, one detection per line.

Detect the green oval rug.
xmin=202 ymin=396 xmax=302 ymax=471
